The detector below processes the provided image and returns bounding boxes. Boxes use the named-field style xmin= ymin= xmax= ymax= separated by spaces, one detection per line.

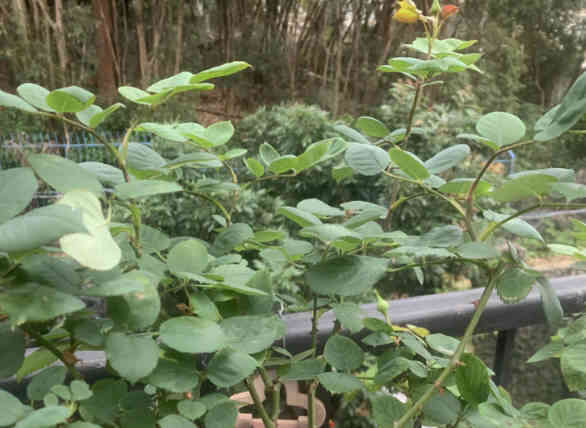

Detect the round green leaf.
xmin=370 ymin=395 xmax=407 ymax=427
xmin=355 ymin=116 xmax=389 ymax=138
xmin=211 ymin=223 xmax=253 ymax=256
xmin=125 ymin=142 xmax=167 ymax=171
xmin=76 ymin=105 xmax=102 ymax=127
xmin=119 ymin=86 xmax=151 ymax=105
xmin=491 ymin=174 xmax=557 ymax=202
xmin=204 ymin=121 xmax=234 ymax=146
xmin=220 ymin=315 xmax=285 ymax=354
xmin=426 ymin=333 xmax=460 ymax=356
xmin=0 ymin=321 xmax=25 ymax=378
xmin=278 ymin=206 xmax=322 ymax=228
xmin=0 ymin=283 xmax=85 ymax=324
xmin=344 ymin=143 xmax=390 ymax=176
xmin=332 ymin=303 xmax=364 ymax=334
xmin=318 ymin=372 xmax=363 ymax=393
xmin=14 ymin=406 xmax=69 ymax=428
xmin=548 ymin=398 xmax=586 ymax=428
xmin=190 ymin=61 xmax=251 ymax=83
xmin=88 ymin=102 xmax=125 ymax=128
xmin=306 ymin=255 xmax=388 ymax=296
xmin=115 ymin=180 xmax=182 ymax=200
xmin=168 ymin=239 xmax=208 ymax=276
xmin=424 ymin=144 xmax=471 ymax=174
xmin=496 ymin=268 xmax=536 ymax=304
xmin=439 ymin=178 xmax=491 ymax=196
xmin=70 ymin=380 xmax=93 ymax=401
xmin=28 ymin=153 xmax=103 ymax=196
xmin=0 ymin=168 xmax=38 ymax=224
xmin=105 ymin=333 xmax=159 ymax=384
xmin=203 ymin=401 xmax=237 ymax=428
xmin=107 ymin=272 xmax=160 ymax=330
xmin=455 ymin=353 xmax=490 ymax=405
xmin=244 ymin=157 xmax=264 ymax=177
xmin=561 ymin=344 xmax=586 ymax=392
xmin=297 ymin=199 xmax=345 ymax=217
xmin=58 ymin=190 xmax=121 ymax=271
xmin=137 ymin=122 xmax=187 ymax=142
xmin=484 ymin=210 xmax=544 ymax=242
xmin=79 ymin=162 xmax=126 ymax=186
xmin=144 ymin=357 xmax=199 ymax=393
xmin=119 ymin=408 xmax=156 ymax=428
xmin=158 ymin=415 xmax=196 ymax=428
xmin=26 ymin=366 xmax=67 ymax=401
xmin=46 ymin=86 xmax=95 ymax=113
xmin=207 ymin=348 xmax=257 ymax=388
xmin=0 ymin=89 xmax=37 ymax=113
xmin=456 ymin=242 xmax=499 ymax=259
xmin=476 ymin=112 xmax=526 ymax=147
xmin=178 ymin=400 xmax=206 ymax=420
xmin=389 ymin=148 xmax=430 ymax=180
xmin=324 ymin=335 xmax=364 ymax=371
xmin=160 ymin=317 xmax=226 ymax=354
xmin=78 ymin=379 xmax=127 ymax=425
xmin=0 ymin=390 xmax=27 ymax=426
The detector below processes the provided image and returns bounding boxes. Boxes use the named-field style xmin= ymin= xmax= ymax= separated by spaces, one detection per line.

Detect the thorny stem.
xmin=394 ymin=274 xmax=498 ymax=428
xmin=246 ymin=376 xmax=275 ymax=428
xmin=258 ymin=367 xmax=281 ymax=424
xmin=21 ymin=325 xmax=83 ymax=381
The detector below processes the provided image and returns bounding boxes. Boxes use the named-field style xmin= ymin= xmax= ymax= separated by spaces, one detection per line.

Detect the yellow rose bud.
xmin=393 ymin=0 xmax=421 ymax=24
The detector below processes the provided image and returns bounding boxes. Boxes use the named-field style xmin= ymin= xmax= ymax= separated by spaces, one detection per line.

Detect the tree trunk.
xmin=133 ymin=0 xmax=149 ymax=87
xmin=54 ymin=0 xmax=68 ymax=80
xmin=13 ymin=0 xmax=29 ymax=44
xmin=93 ymin=0 xmax=118 ymax=101
xmin=174 ymin=0 xmax=185 ymax=74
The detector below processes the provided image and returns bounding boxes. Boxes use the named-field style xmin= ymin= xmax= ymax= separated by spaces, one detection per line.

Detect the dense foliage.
xmin=1 ymin=3 xmax=586 ymax=428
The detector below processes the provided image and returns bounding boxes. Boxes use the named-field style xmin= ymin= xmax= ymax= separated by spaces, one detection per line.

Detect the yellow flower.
xmin=393 ymin=0 xmax=421 ymax=24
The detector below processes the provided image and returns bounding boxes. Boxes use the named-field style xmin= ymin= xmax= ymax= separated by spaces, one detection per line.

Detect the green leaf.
xmin=244 ymin=158 xmax=264 ymax=177
xmin=125 ymin=142 xmax=167 ymax=170
xmin=332 ymin=302 xmax=364 ymax=334
xmin=0 ymin=322 xmax=25 ymax=378
xmin=550 ymin=183 xmax=586 ymax=202
xmin=211 ymin=223 xmax=253 ymax=256
xmin=334 ymin=123 xmax=370 ymax=144
xmin=46 ymin=86 xmax=95 ymax=113
xmin=28 ymin=153 xmax=103 ymax=196
xmin=115 ymin=180 xmax=182 ymax=199
xmin=220 ymin=148 xmax=247 ymax=161
xmin=561 ymin=344 xmax=586 ymax=391
xmin=190 ymin=61 xmax=251 ymax=83
xmin=295 ymin=140 xmax=332 ymax=172
xmin=14 ymin=407 xmax=70 ymax=428
xmin=279 ymin=359 xmax=326 ymax=381
xmin=484 ymin=210 xmax=544 ymax=242
xmin=324 ymin=335 xmax=364 ymax=371
xmin=268 ymin=155 xmax=298 ymax=174
xmin=168 ymin=239 xmax=208 ymax=276
xmin=456 ymin=242 xmax=499 ymax=259
xmin=0 ymin=168 xmax=38 ymax=224
xmin=344 ymin=143 xmax=390 ymax=176
xmin=119 ymin=408 xmax=156 ymax=428
xmin=306 ymin=256 xmax=388 ymax=296
xmin=58 ymin=190 xmax=121 ymax=271
xmin=205 ymin=121 xmax=234 ymax=146
xmin=455 ymin=353 xmax=490 ymax=405
xmin=207 ymin=348 xmax=257 ymax=388
xmin=370 ymin=395 xmax=408 ymax=427
xmin=79 ymin=162 xmax=125 ymax=186
xmin=144 ymin=357 xmax=199 ymax=393
xmin=105 ymin=332 xmax=159 ymax=384
xmin=76 ymin=105 xmax=102 ymax=127
xmin=0 ymin=390 xmax=27 ymax=426
xmin=203 ymin=401 xmax=237 ymax=428
xmin=79 ymin=379 xmax=127 ymax=425
xmin=278 ymin=206 xmax=322 ymax=227
xmin=70 ymin=380 xmax=93 ymax=401
xmin=88 ymin=102 xmax=125 ymax=128
xmin=528 ymin=341 xmax=564 ymax=363
xmin=107 ymin=272 xmax=160 ymax=330
xmin=426 ymin=334 xmax=460 ymax=356
xmin=355 ymin=116 xmax=389 ymax=138
xmin=189 ymin=291 xmax=221 ymax=321
xmin=318 ymin=372 xmax=363 ymax=393
xmin=491 ymin=174 xmax=557 ymax=202
xmin=548 ymin=398 xmax=586 ymax=427
xmin=456 ymin=133 xmax=498 ymax=150
xmin=439 ymin=178 xmax=491 ymax=195
xmin=160 ymin=317 xmax=226 ymax=354
xmin=496 ymin=268 xmax=536 ymax=304
xmin=0 ymin=283 xmax=85 ymax=324
xmin=300 ymin=224 xmax=360 ymax=244
xmin=535 ymin=277 xmax=564 ymax=329
xmin=165 ymin=152 xmax=222 ymax=170
xmin=389 ymin=148 xmax=429 ymax=179
xmin=178 ymin=400 xmax=206 ymax=420
xmin=536 ymin=71 xmax=586 ymax=141
xmin=136 ymin=122 xmax=187 ymax=142
xmin=118 ymin=86 xmax=151 ymax=105
xmin=259 ymin=143 xmax=280 ymax=165
xmin=15 ymin=348 xmax=59 ymax=381
xmin=418 ymin=225 xmax=463 ymax=248
xmin=26 ymin=366 xmax=67 ymax=401
xmin=17 ymin=83 xmax=55 ymax=112
xmin=147 ymin=71 xmax=193 ymax=91
xmin=0 ymin=89 xmax=38 ymax=113
xmin=476 ymin=112 xmax=526 ymax=147
xmin=414 ymin=384 xmax=461 ymax=427
xmin=424 ymin=144 xmax=471 ymax=174
xmin=220 ymin=315 xmax=285 ymax=354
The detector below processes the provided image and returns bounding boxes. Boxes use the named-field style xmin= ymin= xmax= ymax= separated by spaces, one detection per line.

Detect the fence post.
xmin=493 ymin=328 xmax=518 ymax=388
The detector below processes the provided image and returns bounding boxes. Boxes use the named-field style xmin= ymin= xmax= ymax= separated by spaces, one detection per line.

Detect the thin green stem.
xmin=394 ymin=275 xmax=498 ymax=428
xmin=245 ymin=376 xmax=275 ymax=428
xmin=184 ymin=189 xmax=231 ymax=226
xmin=21 ymin=325 xmax=83 ymax=380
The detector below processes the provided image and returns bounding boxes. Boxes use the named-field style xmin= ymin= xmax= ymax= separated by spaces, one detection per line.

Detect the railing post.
xmin=493 ymin=328 xmax=517 ymax=388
